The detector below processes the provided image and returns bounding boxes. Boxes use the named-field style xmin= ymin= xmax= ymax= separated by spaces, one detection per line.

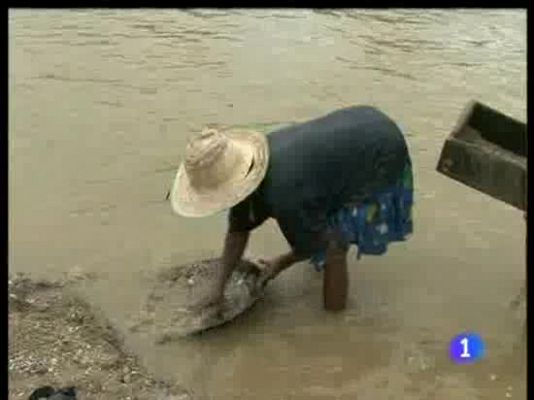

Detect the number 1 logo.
xmin=450 ymin=332 xmax=485 ymax=364
xmin=460 ymin=337 xmax=471 ymax=358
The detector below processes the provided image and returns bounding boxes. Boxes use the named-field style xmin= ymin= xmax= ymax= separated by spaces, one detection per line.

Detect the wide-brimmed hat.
xmin=170 ymin=128 xmax=269 ymax=217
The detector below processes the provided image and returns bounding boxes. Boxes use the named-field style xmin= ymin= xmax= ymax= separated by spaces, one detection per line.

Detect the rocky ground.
xmin=8 ymin=274 xmax=193 ymax=400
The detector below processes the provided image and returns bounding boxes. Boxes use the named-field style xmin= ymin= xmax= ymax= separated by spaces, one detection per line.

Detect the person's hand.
xmin=254 ymin=258 xmax=279 ymax=290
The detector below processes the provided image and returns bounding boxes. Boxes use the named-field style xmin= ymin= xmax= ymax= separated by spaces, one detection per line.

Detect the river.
xmin=9 ymin=8 xmax=526 ymax=399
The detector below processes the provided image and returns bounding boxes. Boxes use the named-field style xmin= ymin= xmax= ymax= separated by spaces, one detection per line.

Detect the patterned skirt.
xmin=311 ymin=162 xmax=414 ymax=271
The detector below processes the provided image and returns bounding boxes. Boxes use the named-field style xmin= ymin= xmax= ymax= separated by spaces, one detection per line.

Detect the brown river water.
xmin=9 ymin=9 xmax=526 ymax=400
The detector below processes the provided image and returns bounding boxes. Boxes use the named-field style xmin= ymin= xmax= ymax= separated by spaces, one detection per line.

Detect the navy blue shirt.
xmin=229 ymin=106 xmax=411 ymax=257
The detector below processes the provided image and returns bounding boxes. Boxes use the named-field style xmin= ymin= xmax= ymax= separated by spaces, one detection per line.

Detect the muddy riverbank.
xmin=9 ymin=274 xmax=194 ymax=400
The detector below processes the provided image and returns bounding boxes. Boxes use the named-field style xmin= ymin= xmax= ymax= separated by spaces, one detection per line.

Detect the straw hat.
xmin=170 ymin=128 xmax=269 ymax=217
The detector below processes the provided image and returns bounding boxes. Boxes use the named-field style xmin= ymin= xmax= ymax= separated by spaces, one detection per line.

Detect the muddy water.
xmin=9 ymin=9 xmax=526 ymax=399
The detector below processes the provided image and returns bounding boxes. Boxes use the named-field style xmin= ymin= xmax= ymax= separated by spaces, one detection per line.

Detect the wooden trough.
xmin=436 ymin=101 xmax=527 ymax=210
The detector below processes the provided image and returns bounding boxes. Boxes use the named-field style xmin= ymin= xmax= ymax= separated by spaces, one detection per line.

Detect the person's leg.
xmin=323 ymin=236 xmax=349 ymax=311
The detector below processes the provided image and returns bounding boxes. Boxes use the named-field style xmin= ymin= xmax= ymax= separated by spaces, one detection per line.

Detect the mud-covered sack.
xmin=130 ymin=258 xmax=264 ymax=342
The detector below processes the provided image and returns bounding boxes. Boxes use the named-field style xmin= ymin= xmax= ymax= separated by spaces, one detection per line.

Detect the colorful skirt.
xmin=311 ymin=163 xmax=414 ymax=271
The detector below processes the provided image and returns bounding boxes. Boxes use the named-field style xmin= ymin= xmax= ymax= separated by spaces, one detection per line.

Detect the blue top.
xmin=229 ymin=105 xmax=411 ymax=257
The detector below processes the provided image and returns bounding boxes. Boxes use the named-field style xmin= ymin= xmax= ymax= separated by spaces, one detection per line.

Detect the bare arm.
xmin=256 ymin=250 xmax=307 ymax=288
xmin=215 ymin=229 xmax=250 ymax=300
xmin=262 ymin=230 xmax=349 ymax=311
xmin=269 ymin=251 xmax=307 ymax=275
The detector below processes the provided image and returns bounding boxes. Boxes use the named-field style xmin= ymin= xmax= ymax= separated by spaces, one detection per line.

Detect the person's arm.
xmin=256 ymin=211 xmax=326 ymax=287
xmin=256 ymin=250 xmax=307 ymax=288
xmin=261 ymin=226 xmax=348 ymax=311
xmin=214 ymin=229 xmax=250 ymax=301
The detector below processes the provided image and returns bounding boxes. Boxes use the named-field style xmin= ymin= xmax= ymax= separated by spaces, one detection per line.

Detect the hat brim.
xmin=170 ymin=129 xmax=269 ymax=218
